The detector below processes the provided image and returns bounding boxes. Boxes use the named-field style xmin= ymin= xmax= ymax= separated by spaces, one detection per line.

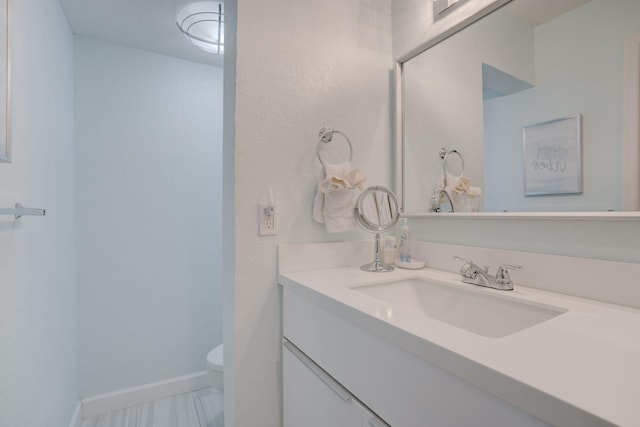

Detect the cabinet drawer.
xmin=283 ymin=340 xmax=363 ymax=426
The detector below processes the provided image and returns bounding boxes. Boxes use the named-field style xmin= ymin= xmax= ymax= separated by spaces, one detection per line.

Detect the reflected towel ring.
xmin=317 ymin=127 xmax=353 ymax=169
xmin=439 ymin=148 xmax=465 ymax=187
xmin=430 ymin=148 xmax=464 ymax=213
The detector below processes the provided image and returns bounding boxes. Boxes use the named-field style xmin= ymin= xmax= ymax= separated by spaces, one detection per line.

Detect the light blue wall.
xmin=0 ymin=0 xmax=78 ymax=425
xmin=221 ymin=0 xmax=237 ymax=424
xmin=408 ymin=217 xmax=640 ymax=263
xmin=484 ymin=0 xmax=640 ymax=212
xmin=393 ymin=0 xmax=640 ymax=265
xmin=74 ymin=37 xmax=223 ymax=397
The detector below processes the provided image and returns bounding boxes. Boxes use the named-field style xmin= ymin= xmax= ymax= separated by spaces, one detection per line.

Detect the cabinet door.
xmin=283 ymin=341 xmax=363 ymax=427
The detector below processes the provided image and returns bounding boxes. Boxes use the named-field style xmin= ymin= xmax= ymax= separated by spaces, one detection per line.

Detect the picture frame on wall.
xmin=522 ymin=115 xmax=582 ymax=196
xmin=0 ymin=0 xmax=10 ymax=163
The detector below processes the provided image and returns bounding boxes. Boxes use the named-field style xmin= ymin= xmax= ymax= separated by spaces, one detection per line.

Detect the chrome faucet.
xmin=453 ymin=256 xmax=522 ymax=291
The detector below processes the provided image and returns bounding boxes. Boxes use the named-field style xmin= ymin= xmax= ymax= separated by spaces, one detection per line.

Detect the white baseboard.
xmin=68 ymin=401 xmax=82 ymax=427
xmin=81 ymin=371 xmax=209 ymax=419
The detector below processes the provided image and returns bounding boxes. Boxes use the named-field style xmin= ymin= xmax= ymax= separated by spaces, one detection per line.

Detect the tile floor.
xmin=80 ymin=388 xmax=224 ymax=427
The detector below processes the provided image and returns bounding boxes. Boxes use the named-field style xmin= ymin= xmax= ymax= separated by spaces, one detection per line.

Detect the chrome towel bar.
xmin=316 ymin=127 xmax=354 ymax=169
xmin=0 ymin=203 xmax=46 ymax=219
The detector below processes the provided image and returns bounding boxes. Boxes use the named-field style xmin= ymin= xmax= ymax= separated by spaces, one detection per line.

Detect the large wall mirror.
xmin=396 ymin=0 xmax=640 ymax=216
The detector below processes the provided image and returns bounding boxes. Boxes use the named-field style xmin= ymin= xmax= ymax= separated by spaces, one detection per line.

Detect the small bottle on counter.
xmin=399 ymin=218 xmax=412 ymax=263
xmin=383 ymin=236 xmax=397 ymax=265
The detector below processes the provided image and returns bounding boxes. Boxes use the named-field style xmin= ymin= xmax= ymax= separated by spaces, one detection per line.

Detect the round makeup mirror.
xmin=354 ymin=186 xmax=400 ymax=272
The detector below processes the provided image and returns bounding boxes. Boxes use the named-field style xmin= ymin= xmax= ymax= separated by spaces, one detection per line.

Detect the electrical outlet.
xmin=259 ymin=201 xmax=278 ymax=236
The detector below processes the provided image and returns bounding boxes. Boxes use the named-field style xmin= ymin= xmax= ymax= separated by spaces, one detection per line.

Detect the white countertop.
xmin=279 ymin=266 xmax=640 ymax=427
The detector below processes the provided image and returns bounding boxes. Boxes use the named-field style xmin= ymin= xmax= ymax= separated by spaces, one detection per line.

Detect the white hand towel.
xmin=319 ymin=175 xmax=352 ymax=193
xmin=312 ymin=161 xmax=365 ymax=233
xmin=325 ymin=161 xmax=354 ymax=182
xmin=323 ymin=188 xmax=358 ymax=233
xmin=319 ymin=169 xmax=367 ymax=193
xmin=313 ymin=161 xmax=352 ymax=223
xmin=312 ymin=185 xmax=325 ymax=223
xmin=344 ymin=169 xmax=366 ymax=190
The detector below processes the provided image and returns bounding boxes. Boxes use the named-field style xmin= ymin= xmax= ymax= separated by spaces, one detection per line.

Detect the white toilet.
xmin=207 ymin=344 xmax=224 ymax=390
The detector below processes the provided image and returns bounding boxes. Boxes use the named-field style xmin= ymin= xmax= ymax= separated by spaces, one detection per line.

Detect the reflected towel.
xmin=446 ymin=190 xmax=473 ymax=212
xmin=438 ymin=173 xmax=482 ymax=212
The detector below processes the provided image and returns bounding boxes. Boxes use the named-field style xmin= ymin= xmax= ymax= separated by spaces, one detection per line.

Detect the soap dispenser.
xmin=395 ymin=218 xmax=425 ymax=269
xmin=399 ymin=218 xmax=411 ymax=263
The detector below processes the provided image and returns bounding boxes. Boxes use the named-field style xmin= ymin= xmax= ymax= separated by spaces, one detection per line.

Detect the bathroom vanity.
xmin=279 ymin=241 xmax=640 ymax=427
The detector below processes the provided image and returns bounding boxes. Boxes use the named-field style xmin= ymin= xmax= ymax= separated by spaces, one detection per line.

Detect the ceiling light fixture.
xmin=176 ymin=1 xmax=224 ymax=55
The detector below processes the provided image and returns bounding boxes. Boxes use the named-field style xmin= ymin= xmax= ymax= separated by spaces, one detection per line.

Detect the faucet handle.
xmin=453 ymin=256 xmax=482 ymax=278
xmin=495 ymin=264 xmax=523 ymax=286
xmin=453 ymin=256 xmax=487 ymax=270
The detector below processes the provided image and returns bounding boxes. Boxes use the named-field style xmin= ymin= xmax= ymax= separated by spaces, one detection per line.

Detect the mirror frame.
xmin=0 ymin=0 xmax=11 ymax=164
xmin=354 ymin=185 xmax=400 ymax=233
xmin=393 ymin=0 xmax=640 ymax=220
xmin=354 ymin=186 xmax=400 ymax=273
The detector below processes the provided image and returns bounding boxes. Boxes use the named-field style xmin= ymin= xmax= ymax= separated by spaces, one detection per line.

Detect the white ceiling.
xmin=59 ymin=0 xmax=590 ymax=70
xmin=59 ymin=0 xmax=224 ymax=68
xmin=506 ymin=0 xmax=592 ymax=26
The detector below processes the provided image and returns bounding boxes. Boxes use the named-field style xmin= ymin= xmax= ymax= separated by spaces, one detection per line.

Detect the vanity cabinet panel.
xmin=283 ymin=341 xmax=365 ymax=427
xmin=283 ymin=287 xmax=552 ymax=427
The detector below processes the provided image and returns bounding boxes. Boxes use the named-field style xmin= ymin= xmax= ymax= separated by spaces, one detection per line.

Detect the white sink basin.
xmin=351 ymin=277 xmax=567 ymax=338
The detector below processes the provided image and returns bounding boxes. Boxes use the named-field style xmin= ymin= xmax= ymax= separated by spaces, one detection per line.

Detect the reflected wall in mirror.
xmin=399 ymin=0 xmax=640 ymax=214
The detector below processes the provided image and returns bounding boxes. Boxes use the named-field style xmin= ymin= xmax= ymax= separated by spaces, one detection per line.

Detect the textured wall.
xmin=0 ymin=0 xmax=78 ymax=425
xmin=224 ymin=1 xmax=640 ymax=426
xmin=229 ymin=0 xmax=392 ymax=425
xmin=75 ymin=37 xmax=223 ymax=397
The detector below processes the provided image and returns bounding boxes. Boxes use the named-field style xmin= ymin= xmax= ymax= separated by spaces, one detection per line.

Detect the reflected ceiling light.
xmin=176 ymin=1 xmax=224 ymax=55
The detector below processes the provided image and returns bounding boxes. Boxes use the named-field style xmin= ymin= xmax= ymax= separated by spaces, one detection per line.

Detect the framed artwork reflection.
xmin=522 ymin=115 xmax=582 ymax=196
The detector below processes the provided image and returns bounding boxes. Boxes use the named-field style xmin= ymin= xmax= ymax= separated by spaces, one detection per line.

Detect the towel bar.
xmin=0 ymin=203 xmax=46 ymax=219
xmin=439 ymin=147 xmax=465 ymax=186
xmin=429 ymin=148 xmax=465 ymax=213
xmin=316 ymin=127 xmax=354 ymax=168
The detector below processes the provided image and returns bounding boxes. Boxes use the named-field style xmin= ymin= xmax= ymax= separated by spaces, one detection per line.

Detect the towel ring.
xmin=439 ymin=148 xmax=465 ymax=187
xmin=316 ymin=127 xmax=353 ymax=169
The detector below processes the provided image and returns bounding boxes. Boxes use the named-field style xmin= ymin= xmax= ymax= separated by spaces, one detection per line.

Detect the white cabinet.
xmin=283 ymin=341 xmax=389 ymax=427
xmin=283 ymin=287 xmax=552 ymax=427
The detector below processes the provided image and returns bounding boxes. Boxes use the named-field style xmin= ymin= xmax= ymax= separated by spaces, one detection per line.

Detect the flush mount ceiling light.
xmin=176 ymin=1 xmax=224 ymax=55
